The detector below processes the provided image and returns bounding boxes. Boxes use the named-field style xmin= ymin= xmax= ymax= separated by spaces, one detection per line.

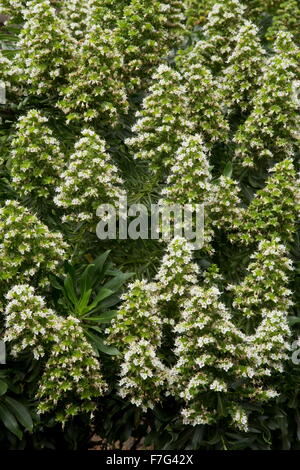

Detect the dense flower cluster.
xmin=170 ymin=284 xmax=247 ymax=428
xmin=36 ymin=315 xmax=107 ymax=424
xmin=126 ymin=65 xmax=193 ymax=174
xmin=54 ymin=128 xmax=124 ymax=226
xmin=115 ymin=0 xmax=185 ymax=91
xmin=234 ymin=32 xmax=300 ymax=167
xmin=231 ymin=159 xmax=300 ymax=244
xmin=266 ymin=0 xmax=300 ymax=45
xmin=4 ymin=284 xmax=60 ymax=359
xmin=183 ymin=0 xmax=246 ymax=73
xmin=229 ymin=238 xmax=293 ymax=319
xmin=10 ymin=110 xmax=65 ymax=200
xmin=0 ymin=200 xmax=68 ymax=302
xmin=59 ymin=0 xmax=89 ymax=40
xmin=161 ymin=134 xmax=211 ymax=205
xmin=16 ymin=0 xmax=75 ymax=96
xmin=179 ymin=55 xmax=229 ymax=146
xmin=107 ymin=280 xmax=166 ymax=410
xmin=220 ymin=21 xmax=266 ymax=112
xmin=4 ymin=285 xmax=107 ymax=424
xmin=57 ymin=25 xmax=128 ymax=125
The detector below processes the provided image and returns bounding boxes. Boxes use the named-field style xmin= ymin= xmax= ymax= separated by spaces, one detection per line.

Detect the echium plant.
xmin=208 ymin=175 xmax=243 ymax=233
xmin=181 ymin=0 xmax=246 ymax=74
xmin=158 ymin=138 xmax=241 ymax=252
xmin=107 ymin=280 xmax=166 ymax=410
xmin=59 ymin=0 xmax=90 ymax=40
xmin=220 ymin=21 xmax=266 ymax=113
xmin=87 ymin=0 xmax=131 ymax=30
xmin=57 ymin=24 xmax=128 ymax=125
xmin=234 ymin=31 xmax=300 ymax=168
xmin=107 ymin=238 xmax=200 ymax=410
xmin=169 ymin=283 xmax=248 ymax=430
xmin=16 ymin=0 xmax=75 ymax=96
xmin=9 ymin=110 xmax=65 ymax=200
xmin=0 ymin=200 xmax=68 ymax=305
xmin=115 ymin=0 xmax=185 ymax=92
xmin=4 ymin=285 xmax=107 ymax=425
xmin=178 ymin=54 xmax=229 ymax=146
xmin=126 ymin=65 xmax=194 ymax=175
xmin=54 ymin=128 xmax=124 ymax=227
xmin=266 ymin=0 xmax=300 ymax=45
xmin=229 ymin=238 xmax=293 ymax=320
xmin=231 ymin=159 xmax=300 ymax=245
xmin=36 ymin=315 xmax=107 ymax=424
xmin=160 ymin=134 xmax=212 ymax=206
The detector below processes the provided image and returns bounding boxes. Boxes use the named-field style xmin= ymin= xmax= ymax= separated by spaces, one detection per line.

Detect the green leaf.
xmin=4 ymin=397 xmax=33 ymax=432
xmin=0 ymin=379 xmax=8 ymax=396
xmin=85 ymin=311 xmax=117 ymax=323
xmin=102 ymin=272 xmax=133 ymax=293
xmin=223 ymin=162 xmax=233 ymax=178
xmin=77 ymin=288 xmax=93 ymax=315
xmin=85 ymin=331 xmax=119 ymax=356
xmin=0 ymin=404 xmax=23 ymax=439
xmin=88 ymin=288 xmax=114 ymax=312
xmin=64 ymin=274 xmax=78 ymax=307
xmin=79 ymin=264 xmax=96 ymax=296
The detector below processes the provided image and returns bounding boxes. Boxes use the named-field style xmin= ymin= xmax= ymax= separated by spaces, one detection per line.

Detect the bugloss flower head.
xmin=229 ymin=238 xmax=293 ymax=319
xmin=10 ymin=110 xmax=65 ymax=200
xmin=234 ymin=31 xmax=300 ymax=167
xmin=57 ymin=25 xmax=128 ymax=125
xmin=161 ymin=134 xmax=211 ymax=205
xmin=220 ymin=21 xmax=267 ymax=112
xmin=4 ymin=284 xmax=107 ymax=425
xmin=17 ymin=0 xmax=75 ymax=96
xmin=0 ymin=200 xmax=68 ymax=299
xmin=170 ymin=283 xmax=247 ymax=428
xmin=54 ymin=128 xmax=124 ymax=227
xmin=126 ymin=65 xmax=194 ymax=174
xmin=115 ymin=0 xmax=185 ymax=92
xmin=4 ymin=284 xmax=59 ymax=359
xmin=232 ymin=159 xmax=299 ymax=245
xmin=179 ymin=58 xmax=229 ymax=145
xmin=59 ymin=0 xmax=90 ymax=40
xmin=36 ymin=315 xmax=107 ymax=424
xmin=181 ymin=0 xmax=246 ymax=73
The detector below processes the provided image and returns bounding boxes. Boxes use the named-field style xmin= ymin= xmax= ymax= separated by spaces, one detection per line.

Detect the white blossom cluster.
xmin=234 ymin=31 xmax=300 ymax=167
xmin=219 ymin=21 xmax=267 ymax=112
xmin=4 ymin=285 xmax=107 ymax=425
xmin=107 ymin=280 xmax=167 ymax=409
xmin=4 ymin=284 xmax=61 ymax=360
xmin=10 ymin=110 xmax=65 ymax=200
xmin=208 ymin=176 xmax=243 ymax=233
xmin=160 ymin=134 xmax=211 ymax=206
xmin=126 ymin=65 xmax=194 ymax=174
xmin=231 ymin=159 xmax=300 ymax=245
xmin=170 ymin=283 xmax=247 ymax=428
xmin=179 ymin=0 xmax=246 ymax=74
xmin=36 ymin=314 xmax=107 ymax=424
xmin=229 ymin=238 xmax=293 ymax=319
xmin=57 ymin=24 xmax=128 ymax=125
xmin=114 ymin=0 xmax=185 ymax=91
xmin=54 ymin=128 xmax=124 ymax=226
xmin=16 ymin=0 xmax=75 ymax=96
xmin=59 ymin=0 xmax=90 ymax=40
xmin=179 ymin=55 xmax=229 ymax=146
xmin=0 ymin=200 xmax=68 ymax=303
